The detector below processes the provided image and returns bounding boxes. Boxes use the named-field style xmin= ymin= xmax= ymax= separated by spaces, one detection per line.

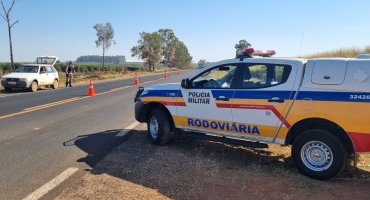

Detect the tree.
xmin=171 ymin=41 xmax=193 ymax=69
xmin=131 ymin=32 xmax=162 ymax=71
xmin=234 ymin=39 xmax=252 ymax=56
xmin=158 ymin=28 xmax=178 ymax=67
xmin=197 ymin=59 xmax=208 ymax=68
xmin=1 ymin=0 xmax=19 ymax=70
xmin=131 ymin=29 xmax=193 ymax=70
xmin=93 ymin=22 xmax=116 ymax=71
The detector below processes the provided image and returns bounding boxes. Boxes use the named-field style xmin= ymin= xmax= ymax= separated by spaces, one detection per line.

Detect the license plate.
xmin=8 ymin=81 xmax=16 ymax=85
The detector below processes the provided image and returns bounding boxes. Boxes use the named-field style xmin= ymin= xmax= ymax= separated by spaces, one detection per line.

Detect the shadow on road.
xmin=66 ymin=129 xmax=370 ymax=199
xmin=63 ymin=129 xmax=133 ymax=168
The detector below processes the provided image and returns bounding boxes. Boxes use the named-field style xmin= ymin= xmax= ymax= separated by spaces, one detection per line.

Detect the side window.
xmin=242 ymin=64 xmax=292 ymax=89
xmin=40 ymin=66 xmax=46 ymax=73
xmin=45 ymin=66 xmax=53 ymax=73
xmin=51 ymin=66 xmax=56 ymax=72
xmin=192 ymin=64 xmax=237 ymax=89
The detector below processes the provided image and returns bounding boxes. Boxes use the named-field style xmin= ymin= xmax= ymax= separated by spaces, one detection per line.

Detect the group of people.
xmin=65 ymin=60 xmax=74 ymax=87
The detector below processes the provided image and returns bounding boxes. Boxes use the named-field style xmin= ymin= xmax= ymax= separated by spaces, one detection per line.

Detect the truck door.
xmin=231 ymin=62 xmax=298 ymax=143
xmin=39 ymin=66 xmax=48 ymax=85
xmin=45 ymin=66 xmax=56 ymax=84
xmin=176 ymin=63 xmax=244 ymax=135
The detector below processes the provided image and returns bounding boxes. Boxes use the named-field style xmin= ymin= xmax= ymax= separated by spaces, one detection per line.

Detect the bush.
xmin=54 ymin=64 xmax=63 ymax=72
xmin=127 ymin=66 xmax=139 ymax=71
xmin=93 ymin=66 xmax=102 ymax=71
xmin=1 ymin=63 xmax=12 ymax=72
xmin=75 ymin=65 xmax=87 ymax=72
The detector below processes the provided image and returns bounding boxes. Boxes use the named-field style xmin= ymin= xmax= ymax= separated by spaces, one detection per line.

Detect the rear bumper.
xmin=348 ymin=132 xmax=370 ymax=153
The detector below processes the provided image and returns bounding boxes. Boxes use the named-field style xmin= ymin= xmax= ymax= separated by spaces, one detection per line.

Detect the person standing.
xmin=65 ymin=60 xmax=75 ymax=87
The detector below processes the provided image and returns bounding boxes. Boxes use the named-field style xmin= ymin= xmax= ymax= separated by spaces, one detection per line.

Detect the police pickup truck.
xmin=134 ymin=48 xmax=370 ymax=180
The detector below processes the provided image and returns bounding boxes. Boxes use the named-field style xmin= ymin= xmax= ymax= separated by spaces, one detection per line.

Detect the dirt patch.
xmin=55 ymin=124 xmax=370 ymax=200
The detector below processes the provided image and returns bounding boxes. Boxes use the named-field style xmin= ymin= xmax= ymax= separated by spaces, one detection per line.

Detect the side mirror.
xmin=181 ymin=78 xmax=191 ymax=89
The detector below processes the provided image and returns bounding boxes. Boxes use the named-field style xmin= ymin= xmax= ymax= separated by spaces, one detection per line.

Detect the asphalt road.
xmin=0 ymin=71 xmax=192 ymax=200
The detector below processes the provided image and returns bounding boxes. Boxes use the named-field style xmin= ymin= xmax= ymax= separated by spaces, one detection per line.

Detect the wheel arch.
xmin=285 ymin=117 xmax=355 ymax=155
xmin=139 ymin=102 xmax=175 ymax=132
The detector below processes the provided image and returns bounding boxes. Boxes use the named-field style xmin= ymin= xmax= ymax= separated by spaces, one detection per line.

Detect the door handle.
xmin=216 ymin=96 xmax=229 ymax=101
xmin=268 ymin=99 xmax=284 ymax=103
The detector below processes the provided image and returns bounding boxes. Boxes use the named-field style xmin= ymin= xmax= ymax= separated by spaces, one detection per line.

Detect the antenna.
xmin=299 ymin=30 xmax=304 ymax=57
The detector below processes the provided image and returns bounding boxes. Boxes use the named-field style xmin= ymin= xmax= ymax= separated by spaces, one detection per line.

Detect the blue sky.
xmin=0 ymin=0 xmax=369 ymax=63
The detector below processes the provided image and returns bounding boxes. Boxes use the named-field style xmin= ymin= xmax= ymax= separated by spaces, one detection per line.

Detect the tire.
xmin=292 ymin=129 xmax=347 ymax=180
xmin=4 ymin=87 xmax=12 ymax=92
xmin=52 ymin=79 xmax=58 ymax=89
xmin=147 ymin=108 xmax=171 ymax=145
xmin=30 ymin=81 xmax=38 ymax=92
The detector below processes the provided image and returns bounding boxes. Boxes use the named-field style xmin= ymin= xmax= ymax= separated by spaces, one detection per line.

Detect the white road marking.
xmin=23 ymin=167 xmax=79 ymax=200
xmin=116 ymin=121 xmax=141 ymax=137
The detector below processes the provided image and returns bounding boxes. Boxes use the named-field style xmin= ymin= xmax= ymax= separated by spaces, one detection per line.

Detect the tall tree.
xmin=93 ymin=22 xmax=116 ymax=71
xmin=131 ymin=32 xmax=162 ymax=71
xmin=158 ymin=28 xmax=178 ymax=67
xmin=234 ymin=39 xmax=252 ymax=56
xmin=171 ymin=41 xmax=193 ymax=69
xmin=1 ymin=0 xmax=19 ymax=70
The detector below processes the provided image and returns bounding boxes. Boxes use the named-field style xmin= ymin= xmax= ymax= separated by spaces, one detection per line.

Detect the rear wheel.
xmin=30 ymin=81 xmax=38 ymax=92
xmin=52 ymin=79 xmax=58 ymax=89
xmin=292 ymin=129 xmax=346 ymax=180
xmin=147 ymin=108 xmax=171 ymax=145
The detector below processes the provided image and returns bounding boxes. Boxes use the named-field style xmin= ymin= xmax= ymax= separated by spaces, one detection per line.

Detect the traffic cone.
xmin=134 ymin=73 xmax=139 ymax=85
xmin=177 ymin=70 xmax=180 ymax=75
xmin=164 ymin=71 xmax=168 ymax=78
xmin=87 ymin=78 xmax=96 ymax=96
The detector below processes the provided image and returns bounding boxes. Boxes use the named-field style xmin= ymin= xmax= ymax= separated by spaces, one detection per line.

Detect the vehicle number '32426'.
xmin=349 ymin=94 xmax=370 ymax=99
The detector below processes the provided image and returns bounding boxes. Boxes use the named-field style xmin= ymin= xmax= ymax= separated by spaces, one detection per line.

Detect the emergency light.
xmin=236 ymin=48 xmax=276 ymax=60
xmin=253 ymin=50 xmax=276 ymax=57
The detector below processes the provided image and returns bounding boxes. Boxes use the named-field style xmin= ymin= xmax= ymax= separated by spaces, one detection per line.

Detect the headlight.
xmin=1 ymin=77 xmax=6 ymax=81
xmin=19 ymin=78 xmax=27 ymax=81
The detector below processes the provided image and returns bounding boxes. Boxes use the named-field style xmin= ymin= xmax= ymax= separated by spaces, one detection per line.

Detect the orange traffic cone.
xmin=164 ymin=71 xmax=168 ymax=78
xmin=177 ymin=70 xmax=180 ymax=76
xmin=87 ymin=78 xmax=96 ymax=96
xmin=134 ymin=73 xmax=139 ymax=85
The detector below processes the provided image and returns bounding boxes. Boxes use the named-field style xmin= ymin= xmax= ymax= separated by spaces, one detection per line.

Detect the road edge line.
xmin=23 ymin=167 xmax=79 ymax=200
xmin=116 ymin=121 xmax=141 ymax=137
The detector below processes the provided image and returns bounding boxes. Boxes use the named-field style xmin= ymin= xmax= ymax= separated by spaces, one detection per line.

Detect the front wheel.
xmin=292 ymin=129 xmax=347 ymax=180
xmin=30 ymin=81 xmax=38 ymax=92
xmin=147 ymin=108 xmax=171 ymax=145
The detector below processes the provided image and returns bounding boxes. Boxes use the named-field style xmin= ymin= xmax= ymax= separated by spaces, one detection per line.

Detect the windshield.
xmin=14 ymin=65 xmax=39 ymax=73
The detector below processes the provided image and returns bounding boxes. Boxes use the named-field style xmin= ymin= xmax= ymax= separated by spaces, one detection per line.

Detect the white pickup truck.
xmin=134 ymin=48 xmax=370 ymax=180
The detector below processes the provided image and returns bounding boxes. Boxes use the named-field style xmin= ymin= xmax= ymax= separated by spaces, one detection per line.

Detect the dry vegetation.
xmin=302 ymin=45 xmax=370 ymax=58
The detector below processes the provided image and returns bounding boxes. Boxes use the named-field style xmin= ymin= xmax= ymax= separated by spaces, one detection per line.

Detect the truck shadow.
xmin=67 ymin=129 xmax=370 ymax=199
xmin=63 ymin=129 xmax=133 ymax=168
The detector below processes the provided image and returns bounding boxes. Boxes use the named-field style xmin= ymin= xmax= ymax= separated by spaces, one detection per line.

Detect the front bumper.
xmin=134 ymin=99 xmax=145 ymax=122
xmin=134 ymin=87 xmax=145 ymax=122
xmin=1 ymin=80 xmax=29 ymax=88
